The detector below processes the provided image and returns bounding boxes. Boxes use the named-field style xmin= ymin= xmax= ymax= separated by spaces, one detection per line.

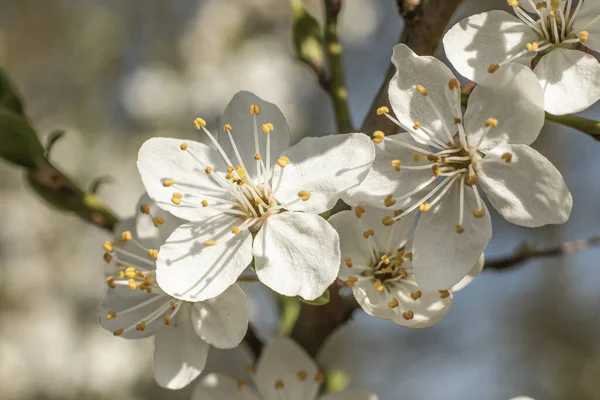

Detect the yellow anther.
xmin=205 ymin=166 xmax=213 ymax=174
xmin=237 ymin=166 xmax=247 ymax=179
xmin=275 ymin=379 xmax=285 ymax=389
xmin=548 ymin=10 xmax=557 ymax=19
xmin=346 ymin=276 xmax=358 ymax=287
xmin=525 ymin=42 xmax=539 ymax=52
xmin=448 ymin=78 xmax=460 ymax=91
xmin=381 ymin=255 xmax=390 ymax=265
xmin=120 ymin=231 xmax=132 ymax=242
xmin=225 ymin=166 xmax=234 ymax=173
xmin=193 ymin=117 xmax=207 ymax=129
xmin=398 ymin=267 xmax=408 ymax=278
xmin=501 ymin=152 xmax=512 ymax=163
xmin=454 ymin=117 xmax=462 ymax=125
xmin=201 ymin=200 xmax=209 ymax=208
xmin=113 ymin=328 xmax=124 ymax=336
xmin=416 ymin=85 xmax=428 ymax=96
xmin=355 ymin=205 xmax=365 ymax=218
xmin=402 ymin=310 xmax=415 ymax=320
xmin=128 ymin=279 xmax=137 ymax=290
xmin=413 ymin=121 xmax=422 ymax=130
xmin=135 ymin=271 xmax=145 ymax=279
xmin=439 ymin=290 xmax=451 ymax=299
xmin=376 ymin=106 xmax=390 ymax=115
xmin=146 ymin=287 xmax=153 ymax=294
xmin=344 ymin=257 xmax=353 ymax=268
xmin=432 ymin=164 xmax=441 ymax=177
xmin=388 ymin=298 xmax=399 ymax=308
xmin=550 ymin=0 xmax=559 ymax=8
xmin=103 ymin=241 xmax=114 ymax=253
xmin=276 ymin=157 xmax=288 ymax=168
xmin=172 ymin=192 xmax=183 ymax=199
xmin=391 ymin=159 xmax=401 ymax=171
xmin=384 ymin=194 xmax=396 ymax=208
xmin=148 ymin=249 xmax=159 ymax=259
xmin=170 ymin=301 xmax=177 ymax=311
xmin=455 ymin=223 xmax=464 ymax=234
xmin=162 ymin=179 xmax=175 ymax=187
xmin=164 ymin=313 xmax=171 ymax=326
xmin=180 ymin=143 xmax=188 ymax=151
xmin=394 ymin=209 xmax=404 ymax=217
xmin=118 ymin=271 xmax=125 ymax=279
xmin=382 ymin=215 xmax=395 ymax=226
xmin=580 ymin=31 xmax=589 ymax=43
xmin=254 ymin=153 xmax=262 ymax=160
xmin=237 ymin=379 xmax=247 ymax=390
xmin=314 ymin=372 xmax=325 ymax=384
xmin=374 ymin=279 xmax=385 ymax=292
xmin=485 ymin=118 xmax=498 ymax=128
xmin=298 ymin=190 xmax=311 ymax=201
xmin=297 ymin=370 xmax=308 ymax=381
xmin=535 ymin=1 xmax=547 ymax=9
xmin=507 ymin=0 xmax=519 ymax=6
xmin=410 ymin=290 xmax=423 ymax=300
xmin=427 ymin=154 xmax=439 ymax=162
xmin=249 ymin=104 xmax=261 ymax=115
xmin=362 ymin=229 xmax=374 ymax=239
xmin=136 ymin=321 xmax=147 ymax=331
xmin=106 ymin=311 xmax=117 ymax=320
xmin=373 ymin=130 xmax=385 ymax=144
xmin=473 ymin=208 xmax=486 ymax=218
xmin=125 ymin=269 xmax=136 ymax=279
xmin=405 ymin=251 xmax=413 ymax=261
xmin=223 ymin=123 xmax=232 ymax=132
xmin=153 ymin=217 xmax=164 ymax=227
xmin=125 ymin=266 xmax=134 ymax=274
xmin=140 ymin=204 xmax=150 ymax=214
xmin=262 ymin=123 xmax=274 ymax=134
xmin=488 ymin=64 xmax=500 ymax=74
xmin=171 ymin=197 xmax=181 ymax=205
xmin=419 ymin=202 xmax=431 ymax=212
xmin=466 ymin=173 xmax=478 ymax=185
xmin=232 ymin=226 xmax=240 ymax=234
xmin=204 ymin=240 xmax=216 ymax=247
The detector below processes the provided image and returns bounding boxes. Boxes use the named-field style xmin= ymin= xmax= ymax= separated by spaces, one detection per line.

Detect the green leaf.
xmin=299 ymin=289 xmax=330 ymax=306
xmin=0 ymin=109 xmax=44 ymax=168
xmin=0 ymin=68 xmax=25 ymax=116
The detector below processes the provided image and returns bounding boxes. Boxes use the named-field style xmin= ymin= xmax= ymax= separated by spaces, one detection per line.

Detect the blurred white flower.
xmin=345 ymin=44 xmax=572 ymax=290
xmin=137 ymin=91 xmax=375 ymax=301
xmin=99 ymin=194 xmax=249 ymax=389
xmin=329 ymin=206 xmax=483 ymax=327
xmin=443 ymin=0 xmax=600 ymax=115
xmin=192 ymin=337 xmax=379 ymax=400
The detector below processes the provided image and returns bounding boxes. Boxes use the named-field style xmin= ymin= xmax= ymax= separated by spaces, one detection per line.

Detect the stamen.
xmin=140 ymin=204 xmax=150 ymax=214
xmin=373 ymin=130 xmax=385 ymax=144
xmin=297 ymin=190 xmax=311 ymax=201
xmin=376 ymin=106 xmax=389 ymax=115
xmin=180 ymin=143 xmax=188 ymax=151
xmin=415 ymin=84 xmax=456 ymax=145
xmin=355 ymin=205 xmax=365 ymax=218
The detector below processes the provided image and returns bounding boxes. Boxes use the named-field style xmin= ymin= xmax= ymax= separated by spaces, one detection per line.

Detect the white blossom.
xmin=345 ymin=44 xmax=572 ymax=290
xmin=98 ymin=194 xmax=249 ymax=389
xmin=192 ymin=337 xmax=379 ymax=400
xmin=329 ymin=206 xmax=483 ymax=327
xmin=137 ymin=91 xmax=375 ymax=301
xmin=443 ymin=0 xmax=600 ymax=115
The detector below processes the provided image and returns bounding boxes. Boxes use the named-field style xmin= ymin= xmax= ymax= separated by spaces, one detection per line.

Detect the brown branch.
xmin=243 ymin=323 xmax=264 ymax=359
xmin=485 ymin=235 xmax=600 ymax=270
xmin=360 ymin=0 xmax=463 ymax=136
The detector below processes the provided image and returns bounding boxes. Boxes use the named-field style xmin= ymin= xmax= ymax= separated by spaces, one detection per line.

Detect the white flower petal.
xmin=464 ymin=63 xmax=545 ymax=152
xmin=571 ymin=0 xmax=600 ymax=53
xmin=450 ymin=253 xmax=485 ymax=292
xmin=253 ymin=212 xmax=339 ymax=301
xmin=111 ymin=218 xmax=156 ymax=271
xmin=135 ymin=193 xmax=185 ymax=249
xmin=328 ymin=210 xmax=374 ymax=281
xmin=153 ymin=304 xmax=209 ymax=389
xmin=353 ymin=281 xmax=396 ymax=320
xmin=389 ymin=44 xmax=459 ymax=146
xmin=218 ymin=91 xmax=290 ymax=180
xmin=413 ymin=183 xmax=492 ymax=290
xmin=190 ymin=283 xmax=249 ymax=349
xmin=98 ymin=284 xmax=169 ymax=339
xmin=157 ymin=215 xmax=253 ymax=302
xmin=443 ymin=10 xmax=537 ymax=82
xmin=274 ymin=133 xmax=375 ymax=214
xmin=192 ymin=373 xmax=261 ymax=400
xmin=137 ymin=137 xmax=231 ymax=222
xmin=534 ymin=48 xmax=600 ymax=115
xmin=343 ymin=133 xmax=433 ymax=209
xmin=477 ymin=144 xmax=572 ymax=227
xmin=255 ymin=337 xmax=319 ymax=400
xmin=320 ymin=388 xmax=379 ymax=400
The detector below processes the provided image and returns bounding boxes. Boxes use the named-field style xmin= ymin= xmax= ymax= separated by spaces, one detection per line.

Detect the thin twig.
xmin=485 ymin=235 xmax=600 ymax=270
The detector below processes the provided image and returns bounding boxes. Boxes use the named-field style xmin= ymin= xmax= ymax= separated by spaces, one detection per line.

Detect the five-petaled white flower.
xmin=345 ymin=44 xmax=572 ymax=290
xmin=192 ymin=337 xmax=379 ymax=400
xmin=99 ymin=194 xmax=249 ymax=390
xmin=329 ymin=206 xmax=483 ymax=327
xmin=443 ymin=0 xmax=600 ymax=115
xmin=137 ymin=91 xmax=375 ymax=302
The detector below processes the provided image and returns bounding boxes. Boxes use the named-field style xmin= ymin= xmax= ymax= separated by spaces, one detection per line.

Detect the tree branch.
xmin=484 ymin=235 xmax=600 ymax=270
xmin=243 ymin=324 xmax=264 ymax=359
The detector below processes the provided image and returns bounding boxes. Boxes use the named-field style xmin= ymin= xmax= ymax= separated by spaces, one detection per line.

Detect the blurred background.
xmin=1 ymin=0 xmax=599 ymax=399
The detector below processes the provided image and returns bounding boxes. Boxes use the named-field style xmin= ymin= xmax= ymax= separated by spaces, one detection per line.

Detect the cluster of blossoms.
xmin=94 ymin=1 xmax=595 ymax=397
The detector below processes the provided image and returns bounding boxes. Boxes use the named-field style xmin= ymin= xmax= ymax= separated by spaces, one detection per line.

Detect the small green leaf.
xmin=299 ymin=289 xmax=330 ymax=306
xmin=0 ymin=109 xmax=44 ymax=168
xmin=0 ymin=68 xmax=25 ymax=116
xmin=44 ymin=129 xmax=67 ymax=158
